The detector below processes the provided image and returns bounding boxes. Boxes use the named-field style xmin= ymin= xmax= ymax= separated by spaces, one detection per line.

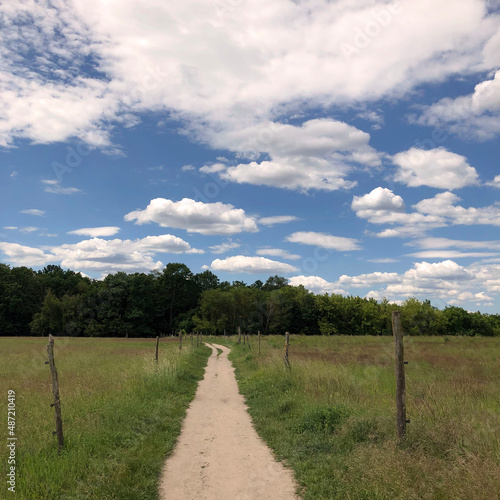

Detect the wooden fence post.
xmin=392 ymin=311 xmax=407 ymax=441
xmin=284 ymin=332 xmax=291 ymax=369
xmin=246 ymin=331 xmax=250 ymax=348
xmin=47 ymin=335 xmax=64 ymax=452
xmin=191 ymin=331 xmax=194 ymax=348
xmin=155 ymin=336 xmax=160 ymax=362
xmin=258 ymin=330 xmax=261 ymax=356
xmin=196 ymin=332 xmax=199 ymax=348
xmin=237 ymin=326 xmax=241 ymax=344
xmin=179 ymin=331 xmax=182 ymax=351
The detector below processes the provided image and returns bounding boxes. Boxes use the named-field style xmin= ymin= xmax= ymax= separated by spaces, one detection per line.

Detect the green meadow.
xmin=219 ymin=335 xmax=500 ymax=500
xmin=2 ymin=334 xmax=500 ymax=499
xmin=1 ymin=336 xmax=210 ymax=499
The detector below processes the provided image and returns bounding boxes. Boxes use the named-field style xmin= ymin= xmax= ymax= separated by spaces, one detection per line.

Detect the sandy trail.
xmin=159 ymin=343 xmax=299 ymax=500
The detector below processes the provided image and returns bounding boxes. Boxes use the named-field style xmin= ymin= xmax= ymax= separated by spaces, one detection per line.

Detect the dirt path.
xmin=159 ymin=343 xmax=300 ymax=500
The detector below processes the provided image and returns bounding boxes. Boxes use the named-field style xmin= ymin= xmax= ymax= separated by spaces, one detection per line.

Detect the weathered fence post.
xmin=155 ymin=336 xmax=160 ymax=362
xmin=47 ymin=335 xmax=64 ymax=452
xmin=392 ymin=311 xmax=407 ymax=441
xmin=258 ymin=330 xmax=261 ymax=356
xmin=196 ymin=331 xmax=199 ymax=348
xmin=237 ymin=326 xmax=241 ymax=344
xmin=246 ymin=331 xmax=250 ymax=348
xmin=191 ymin=331 xmax=194 ymax=348
xmin=284 ymin=331 xmax=291 ymax=369
xmin=179 ymin=331 xmax=182 ymax=351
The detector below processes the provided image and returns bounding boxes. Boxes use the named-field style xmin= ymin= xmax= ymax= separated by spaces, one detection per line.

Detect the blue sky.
xmin=1 ymin=0 xmax=500 ymax=312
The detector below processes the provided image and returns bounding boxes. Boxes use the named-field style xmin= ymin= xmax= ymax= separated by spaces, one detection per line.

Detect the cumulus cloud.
xmin=486 ymin=174 xmax=500 ymax=188
xmin=0 ymin=234 xmax=203 ymax=273
xmin=210 ymin=255 xmax=297 ymax=274
xmin=339 ymin=271 xmax=401 ymax=287
xmin=337 ymin=260 xmax=495 ymax=307
xmin=417 ymin=70 xmax=500 ymax=141
xmin=288 ymin=275 xmax=347 ymax=295
xmin=286 ymin=231 xmax=362 ymax=251
xmin=212 ymin=119 xmax=381 ymax=192
xmin=353 ymin=187 xmax=500 ymax=237
xmin=392 ymin=147 xmax=479 ymax=189
xmin=124 ymin=198 xmax=259 ymax=235
xmin=0 ymin=242 xmax=55 ymax=266
xmin=256 ymin=248 xmax=301 ymax=260
xmin=414 ymin=192 xmax=500 ymax=226
xmin=352 ymin=187 xmax=405 ymax=213
xmin=68 ymin=227 xmax=121 ymax=237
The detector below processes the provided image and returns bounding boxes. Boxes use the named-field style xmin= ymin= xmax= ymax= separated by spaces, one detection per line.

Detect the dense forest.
xmin=0 ymin=263 xmax=499 ymax=337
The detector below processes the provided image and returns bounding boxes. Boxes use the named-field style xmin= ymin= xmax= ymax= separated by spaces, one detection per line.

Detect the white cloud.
xmin=338 ymin=259 xmax=492 ymax=307
xmin=406 ymin=237 xmax=500 ymax=258
xmin=406 ymin=250 xmax=499 ymax=259
xmin=0 ymin=233 xmax=202 ymax=273
xmin=339 ymin=271 xmax=401 ymax=287
xmin=199 ymin=163 xmax=227 ymax=174
xmin=0 ymin=242 xmax=55 ymax=266
xmin=49 ymin=235 xmax=202 ymax=273
xmin=256 ymin=248 xmax=301 ymax=261
xmin=181 ymin=164 xmax=195 ymax=171
xmin=486 ymin=174 xmax=500 ymax=188
xmin=288 ymin=275 xmax=346 ymax=295
xmin=209 ymin=240 xmax=241 ymax=254
xmin=20 ymin=209 xmax=46 ymax=216
xmin=353 ymin=188 xmax=500 ymax=237
xmin=409 ymin=237 xmax=500 ymax=250
xmin=392 ymin=147 xmax=479 ymax=189
xmin=286 ymin=231 xmax=362 ymax=251
xmin=258 ymin=215 xmax=298 ymax=226
xmin=3 ymin=227 xmax=18 ymax=230
xmin=68 ymin=227 xmax=121 ymax=237
xmin=210 ymin=255 xmax=297 ymax=274
xmin=352 ymin=187 xmax=405 ymax=213
xmin=414 ymin=191 xmax=500 ymax=226
xmin=19 ymin=227 xmax=39 ymax=233
xmin=417 ymin=70 xmax=500 ymax=140
xmin=124 ymin=198 xmax=259 ymax=235
xmin=0 ymin=0 xmax=497 ymax=162
xmin=42 ymin=179 xmax=81 ymax=195
xmin=213 ymin=119 xmax=381 ymax=192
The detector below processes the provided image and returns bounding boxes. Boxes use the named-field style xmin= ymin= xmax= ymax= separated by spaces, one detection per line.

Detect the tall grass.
xmin=224 ymin=335 xmax=500 ymax=500
xmin=1 ymin=337 xmax=210 ymax=499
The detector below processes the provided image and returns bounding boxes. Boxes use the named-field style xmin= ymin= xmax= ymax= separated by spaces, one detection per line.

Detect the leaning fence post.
xmin=237 ymin=326 xmax=242 ymax=344
xmin=47 ymin=335 xmax=64 ymax=452
xmin=155 ymin=336 xmax=160 ymax=362
xmin=392 ymin=311 xmax=408 ymax=441
xmin=284 ymin=331 xmax=291 ymax=369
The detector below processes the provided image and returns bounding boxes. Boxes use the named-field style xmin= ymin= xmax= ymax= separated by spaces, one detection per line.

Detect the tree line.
xmin=1 ymin=263 xmax=499 ymax=337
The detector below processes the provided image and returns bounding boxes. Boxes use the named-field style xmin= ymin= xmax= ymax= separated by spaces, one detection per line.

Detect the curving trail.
xmin=159 ymin=343 xmax=299 ymax=500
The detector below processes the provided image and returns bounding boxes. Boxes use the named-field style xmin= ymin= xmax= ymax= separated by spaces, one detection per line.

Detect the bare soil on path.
xmin=159 ymin=343 xmax=300 ymax=500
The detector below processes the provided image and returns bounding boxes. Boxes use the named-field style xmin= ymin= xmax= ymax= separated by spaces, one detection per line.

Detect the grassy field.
xmin=1 ymin=336 xmax=210 ymax=499
xmin=214 ymin=334 xmax=500 ymax=500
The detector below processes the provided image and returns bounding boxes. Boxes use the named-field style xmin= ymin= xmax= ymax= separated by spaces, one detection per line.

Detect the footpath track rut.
xmin=159 ymin=343 xmax=299 ymax=500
